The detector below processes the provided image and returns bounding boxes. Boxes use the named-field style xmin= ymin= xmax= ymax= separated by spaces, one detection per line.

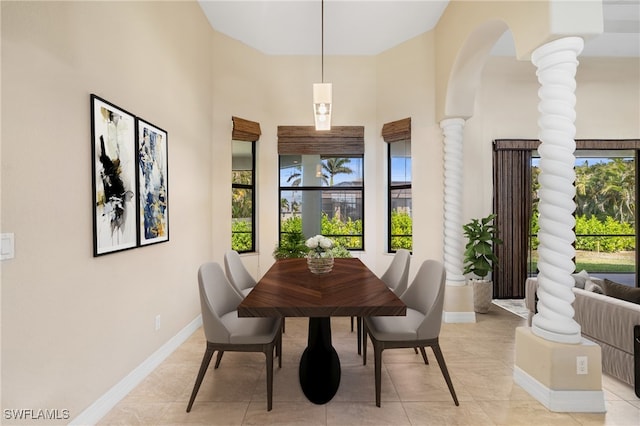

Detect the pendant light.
xmin=313 ymin=0 xmax=332 ymax=131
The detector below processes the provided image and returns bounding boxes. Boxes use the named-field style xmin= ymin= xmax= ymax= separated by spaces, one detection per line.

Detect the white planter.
xmin=472 ymin=279 xmax=493 ymax=313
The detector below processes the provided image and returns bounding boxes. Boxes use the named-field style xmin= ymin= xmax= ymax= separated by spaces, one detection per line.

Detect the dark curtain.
xmin=492 ymin=140 xmax=537 ymax=298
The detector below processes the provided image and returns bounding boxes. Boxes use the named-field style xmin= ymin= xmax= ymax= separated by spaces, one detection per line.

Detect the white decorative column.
xmin=514 ymin=37 xmax=605 ymax=413
xmin=530 ymin=37 xmax=583 ymax=345
xmin=441 ymin=118 xmax=475 ymax=323
xmin=441 ymin=118 xmax=466 ymax=286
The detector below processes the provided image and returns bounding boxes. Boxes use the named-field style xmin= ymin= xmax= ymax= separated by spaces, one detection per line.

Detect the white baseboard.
xmin=513 ymin=365 xmax=606 ymax=413
xmin=69 ymin=315 xmax=203 ymax=425
xmin=443 ymin=311 xmax=476 ymax=323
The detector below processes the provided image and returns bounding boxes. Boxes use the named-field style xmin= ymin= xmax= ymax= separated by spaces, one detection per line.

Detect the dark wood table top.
xmin=237 ymin=257 xmax=406 ymax=318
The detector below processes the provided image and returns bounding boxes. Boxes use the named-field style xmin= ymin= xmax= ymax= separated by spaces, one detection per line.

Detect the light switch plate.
xmin=1 ymin=233 xmax=15 ymax=260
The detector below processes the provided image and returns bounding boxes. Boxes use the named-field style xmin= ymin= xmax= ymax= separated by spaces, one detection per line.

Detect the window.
xmin=232 ymin=140 xmax=255 ymax=252
xmin=494 ymin=139 xmax=640 ymax=297
xmin=277 ymin=126 xmax=365 ymax=250
xmin=388 ymin=140 xmax=412 ymax=252
xmin=279 ymin=155 xmax=364 ymax=249
xmin=382 ymin=118 xmax=412 ymax=252
xmin=230 ymin=116 xmax=261 ymax=253
xmin=530 ymin=148 xmax=637 ymax=285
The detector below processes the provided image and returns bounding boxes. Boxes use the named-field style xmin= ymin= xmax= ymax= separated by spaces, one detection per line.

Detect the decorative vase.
xmin=307 ymin=250 xmax=334 ymax=274
xmin=472 ymin=279 xmax=493 ymax=313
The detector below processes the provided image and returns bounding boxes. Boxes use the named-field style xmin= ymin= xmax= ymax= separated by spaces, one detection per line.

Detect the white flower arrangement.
xmin=305 ymin=234 xmax=333 ymax=254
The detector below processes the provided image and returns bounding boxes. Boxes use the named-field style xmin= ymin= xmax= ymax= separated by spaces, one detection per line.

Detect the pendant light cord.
xmin=321 ymin=0 xmax=324 ymax=83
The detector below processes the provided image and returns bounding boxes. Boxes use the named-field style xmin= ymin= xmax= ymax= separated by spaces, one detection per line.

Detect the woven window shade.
xmin=494 ymin=139 xmax=640 ymax=151
xmin=232 ymin=116 xmax=261 ymax=142
xmin=381 ymin=117 xmax=411 ymax=143
xmin=277 ymin=126 xmax=364 ymax=155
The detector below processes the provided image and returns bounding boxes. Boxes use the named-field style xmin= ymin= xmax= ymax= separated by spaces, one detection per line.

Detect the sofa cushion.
xmin=585 ymin=279 xmax=604 ymax=294
xmin=572 ymin=270 xmax=590 ymax=289
xmin=603 ymin=279 xmax=640 ymax=304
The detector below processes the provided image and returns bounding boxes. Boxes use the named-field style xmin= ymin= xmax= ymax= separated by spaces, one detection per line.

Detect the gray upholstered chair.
xmin=363 ymin=259 xmax=458 ymax=407
xmin=355 ymin=249 xmax=411 ymax=354
xmin=224 ymin=250 xmax=256 ymax=297
xmin=224 ymin=249 xmax=287 ymax=333
xmin=186 ymin=262 xmax=282 ymax=412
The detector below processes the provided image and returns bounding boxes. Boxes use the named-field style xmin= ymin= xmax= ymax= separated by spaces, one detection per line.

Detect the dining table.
xmin=237 ymin=257 xmax=406 ymax=405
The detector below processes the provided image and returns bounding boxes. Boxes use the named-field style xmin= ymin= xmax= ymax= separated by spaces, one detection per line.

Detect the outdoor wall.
xmin=463 ymin=55 xmax=640 ymax=221
xmin=1 ymin=1 xmax=212 ymax=422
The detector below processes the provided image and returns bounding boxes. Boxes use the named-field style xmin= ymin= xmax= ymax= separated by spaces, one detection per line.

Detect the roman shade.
xmin=232 ymin=116 xmax=261 ymax=142
xmin=381 ymin=117 xmax=411 ymax=143
xmin=277 ymin=126 xmax=364 ymax=155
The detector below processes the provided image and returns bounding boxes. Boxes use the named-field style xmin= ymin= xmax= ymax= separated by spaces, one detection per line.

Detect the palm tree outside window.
xmin=279 ymin=155 xmax=364 ymax=250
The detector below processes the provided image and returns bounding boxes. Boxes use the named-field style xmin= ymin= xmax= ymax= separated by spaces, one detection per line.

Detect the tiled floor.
xmin=99 ymin=305 xmax=640 ymax=425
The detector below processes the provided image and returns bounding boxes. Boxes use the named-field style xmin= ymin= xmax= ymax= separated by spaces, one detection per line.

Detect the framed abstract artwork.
xmin=137 ymin=118 xmax=169 ymax=246
xmin=91 ymin=94 xmax=138 ymax=256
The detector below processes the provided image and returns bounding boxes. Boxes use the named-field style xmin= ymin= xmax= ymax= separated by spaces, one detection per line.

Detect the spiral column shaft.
xmin=531 ymin=37 xmax=584 ymax=344
xmin=441 ymin=118 xmax=466 ymax=286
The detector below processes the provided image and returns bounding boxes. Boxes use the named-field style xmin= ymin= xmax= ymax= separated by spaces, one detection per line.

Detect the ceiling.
xmin=198 ymin=0 xmax=639 ymax=57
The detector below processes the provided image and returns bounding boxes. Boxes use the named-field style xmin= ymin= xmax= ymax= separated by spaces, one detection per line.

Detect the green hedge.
xmin=530 ymin=214 xmax=635 ymax=253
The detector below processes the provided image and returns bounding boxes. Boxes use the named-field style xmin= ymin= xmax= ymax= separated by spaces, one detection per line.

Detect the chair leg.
xmin=431 ymin=343 xmax=459 ymax=406
xmin=214 ymin=351 xmax=224 ymax=368
xmin=282 ymin=317 xmax=286 ymax=334
xmin=186 ymin=344 xmax=215 ymax=412
xmin=374 ymin=342 xmax=383 ymax=407
xmin=362 ymin=321 xmax=368 ymax=365
xmin=351 ymin=316 xmax=354 ymax=332
xmin=419 ymin=347 xmax=429 ymax=364
xmin=357 ymin=316 xmax=362 ymax=355
xmin=277 ymin=329 xmax=283 ymax=368
xmin=265 ymin=343 xmax=274 ymax=411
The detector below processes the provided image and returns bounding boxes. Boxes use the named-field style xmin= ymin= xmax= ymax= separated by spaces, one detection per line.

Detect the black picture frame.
xmin=136 ymin=118 xmax=169 ymax=246
xmin=90 ymin=94 xmax=138 ymax=256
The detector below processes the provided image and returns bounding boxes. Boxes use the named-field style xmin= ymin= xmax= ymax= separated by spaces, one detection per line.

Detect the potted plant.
xmin=272 ymin=231 xmax=308 ymax=259
xmin=462 ymin=213 xmax=502 ymax=313
xmin=305 ymin=234 xmax=335 ymax=274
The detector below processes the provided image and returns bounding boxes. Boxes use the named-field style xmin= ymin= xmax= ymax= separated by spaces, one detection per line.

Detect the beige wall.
xmin=376 ymin=32 xmax=444 ymax=278
xmin=435 ymin=0 xmax=603 ymax=120
xmin=1 ymin=1 xmax=213 ymax=421
xmin=210 ymin=31 xmax=442 ymax=281
xmin=1 ymin=0 xmax=639 ymax=422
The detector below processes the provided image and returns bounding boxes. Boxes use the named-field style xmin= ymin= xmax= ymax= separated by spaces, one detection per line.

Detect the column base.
xmin=514 ymin=327 xmax=605 ymax=413
xmin=443 ymin=283 xmax=476 ymax=323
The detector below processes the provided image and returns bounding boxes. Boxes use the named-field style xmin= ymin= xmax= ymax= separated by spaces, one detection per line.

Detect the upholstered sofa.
xmin=525 ymin=276 xmax=640 ymax=387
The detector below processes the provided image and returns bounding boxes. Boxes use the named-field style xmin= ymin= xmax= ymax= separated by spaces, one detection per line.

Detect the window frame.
xmin=387 ymin=140 xmax=412 ymax=253
xmin=232 ymin=140 xmax=256 ymax=253
xmin=278 ymin=154 xmax=365 ymax=251
xmin=276 ymin=125 xmax=366 ymax=251
xmin=382 ymin=118 xmax=412 ymax=253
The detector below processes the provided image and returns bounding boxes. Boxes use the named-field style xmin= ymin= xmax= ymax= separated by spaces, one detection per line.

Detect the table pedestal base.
xmin=299 ymin=317 xmax=341 ymax=404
